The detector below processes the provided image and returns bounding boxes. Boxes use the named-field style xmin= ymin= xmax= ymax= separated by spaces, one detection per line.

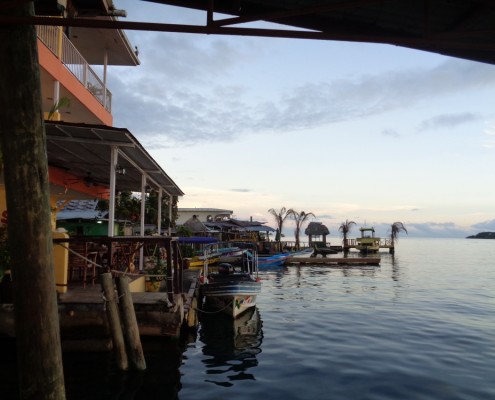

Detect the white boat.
xmin=200 ymin=245 xmax=261 ymax=318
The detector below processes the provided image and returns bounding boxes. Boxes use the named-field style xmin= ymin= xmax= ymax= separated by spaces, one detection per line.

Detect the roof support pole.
xmin=139 ymin=174 xmax=147 ymax=270
xmin=140 ymin=174 xmax=147 ymax=237
xmin=108 ymin=145 xmax=118 ymax=237
xmin=168 ymin=193 xmax=172 ymax=236
xmin=157 ymin=188 xmax=162 ymax=235
xmin=103 ymin=49 xmax=108 ymax=110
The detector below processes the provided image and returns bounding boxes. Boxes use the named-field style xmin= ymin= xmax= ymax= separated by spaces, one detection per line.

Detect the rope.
xmin=195 ymin=300 xmax=234 ymax=314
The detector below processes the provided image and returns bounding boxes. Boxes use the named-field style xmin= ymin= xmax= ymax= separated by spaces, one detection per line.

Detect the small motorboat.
xmin=200 ymin=246 xmax=261 ymax=318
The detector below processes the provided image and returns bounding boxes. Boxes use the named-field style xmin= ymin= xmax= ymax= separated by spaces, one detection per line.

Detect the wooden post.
xmin=0 ymin=3 xmax=66 ymax=398
xmin=100 ymin=273 xmax=128 ymax=370
xmin=116 ymin=276 xmax=146 ymax=370
xmin=172 ymin=239 xmax=181 ymax=294
xmin=165 ymin=239 xmax=174 ymax=302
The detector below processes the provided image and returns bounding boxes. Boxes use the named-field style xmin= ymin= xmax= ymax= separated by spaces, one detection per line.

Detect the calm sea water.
xmin=2 ymin=238 xmax=494 ymax=399
xmin=179 ymin=238 xmax=495 ymax=400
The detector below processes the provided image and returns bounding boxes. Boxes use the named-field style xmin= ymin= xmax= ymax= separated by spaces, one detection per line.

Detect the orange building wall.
xmin=38 ymin=40 xmax=113 ymax=126
xmin=1 ymin=167 xmax=109 ymax=228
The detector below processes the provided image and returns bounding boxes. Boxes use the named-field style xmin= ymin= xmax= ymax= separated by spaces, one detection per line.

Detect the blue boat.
xmin=250 ymin=248 xmax=314 ymax=270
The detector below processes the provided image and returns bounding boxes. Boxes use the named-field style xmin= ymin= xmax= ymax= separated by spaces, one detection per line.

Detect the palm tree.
xmin=339 ymin=219 xmax=356 ymax=248
xmin=390 ymin=222 xmax=408 ymax=247
xmin=268 ymin=207 xmax=294 ymax=250
xmin=290 ymin=210 xmax=315 ymax=250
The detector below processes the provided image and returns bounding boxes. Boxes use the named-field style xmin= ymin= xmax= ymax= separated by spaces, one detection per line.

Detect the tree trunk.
xmin=0 ymin=2 xmax=66 ymax=399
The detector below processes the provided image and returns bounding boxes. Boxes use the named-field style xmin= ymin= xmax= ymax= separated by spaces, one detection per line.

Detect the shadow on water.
xmin=0 ymin=336 xmax=185 ymax=400
xmin=198 ymin=307 xmax=263 ymax=387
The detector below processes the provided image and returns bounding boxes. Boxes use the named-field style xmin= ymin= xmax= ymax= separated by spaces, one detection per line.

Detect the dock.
xmin=289 ymin=257 xmax=380 ymax=266
xmin=344 ymin=238 xmax=395 ymax=253
xmin=0 ymin=269 xmax=202 ymax=351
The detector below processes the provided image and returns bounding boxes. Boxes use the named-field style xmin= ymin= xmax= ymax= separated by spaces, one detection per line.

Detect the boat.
xmin=200 ymin=245 xmax=261 ymax=318
xmin=355 ymin=227 xmax=381 ymax=254
xmin=312 ymin=246 xmax=338 ymax=256
xmin=251 ymin=247 xmax=314 ymax=270
xmin=257 ymin=252 xmax=290 ymax=269
xmin=290 ymin=247 xmax=315 ymax=258
xmin=180 ymin=238 xmax=243 ymax=269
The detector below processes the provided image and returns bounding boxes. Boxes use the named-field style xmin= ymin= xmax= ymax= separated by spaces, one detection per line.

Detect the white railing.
xmin=36 ymin=25 xmax=112 ymax=113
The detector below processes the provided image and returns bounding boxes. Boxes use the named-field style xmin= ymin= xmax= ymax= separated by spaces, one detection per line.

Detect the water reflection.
xmin=199 ymin=307 xmax=263 ymax=387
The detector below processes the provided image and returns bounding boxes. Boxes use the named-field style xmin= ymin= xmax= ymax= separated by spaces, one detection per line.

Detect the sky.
xmin=107 ymin=1 xmax=495 ymax=239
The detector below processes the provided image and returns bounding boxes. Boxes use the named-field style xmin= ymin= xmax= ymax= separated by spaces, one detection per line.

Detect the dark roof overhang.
xmin=5 ymin=1 xmax=495 ymax=65
xmin=45 ymin=121 xmax=184 ymax=197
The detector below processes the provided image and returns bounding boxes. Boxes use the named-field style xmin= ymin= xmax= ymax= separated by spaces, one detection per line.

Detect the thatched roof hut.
xmin=182 ymin=215 xmax=208 ymax=234
xmin=305 ymin=222 xmax=330 ymax=245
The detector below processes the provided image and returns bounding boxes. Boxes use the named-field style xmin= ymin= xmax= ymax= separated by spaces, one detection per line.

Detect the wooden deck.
xmin=0 ymin=269 xmax=202 ymax=349
xmin=289 ymin=257 xmax=380 ymax=266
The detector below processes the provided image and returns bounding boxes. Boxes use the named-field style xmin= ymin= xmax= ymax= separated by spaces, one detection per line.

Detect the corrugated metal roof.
xmin=56 ymin=210 xmax=107 ymax=221
xmin=56 ymin=199 xmax=108 ymax=220
xmin=45 ymin=121 xmax=184 ymax=197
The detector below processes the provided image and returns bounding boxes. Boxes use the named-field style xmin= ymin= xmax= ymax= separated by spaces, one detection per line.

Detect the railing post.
xmin=172 ymin=239 xmax=181 ymax=294
xmin=165 ymin=239 xmax=173 ymax=302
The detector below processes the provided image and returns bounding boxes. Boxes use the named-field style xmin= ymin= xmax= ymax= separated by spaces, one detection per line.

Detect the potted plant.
xmin=144 ymin=256 xmax=166 ymax=292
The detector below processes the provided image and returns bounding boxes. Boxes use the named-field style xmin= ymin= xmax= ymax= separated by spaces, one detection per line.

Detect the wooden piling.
xmin=100 ymin=273 xmax=128 ymax=370
xmin=116 ymin=276 xmax=146 ymax=370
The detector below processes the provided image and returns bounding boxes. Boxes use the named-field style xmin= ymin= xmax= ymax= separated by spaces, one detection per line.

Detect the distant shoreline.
xmin=466 ymin=232 xmax=495 ymax=239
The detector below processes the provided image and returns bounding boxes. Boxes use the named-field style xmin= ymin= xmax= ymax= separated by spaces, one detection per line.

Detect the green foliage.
xmin=339 ymin=219 xmax=356 ymax=244
xmin=145 ymin=246 xmax=167 ymax=282
xmin=47 ymin=97 xmax=71 ymax=120
xmin=179 ymin=244 xmax=194 ymax=258
xmin=268 ymin=207 xmax=294 ymax=242
xmin=290 ymin=210 xmax=315 ymax=250
xmin=176 ymin=225 xmax=192 ymax=237
xmin=390 ymin=222 xmax=407 ymax=243
xmin=112 ymin=190 xmax=178 ymax=227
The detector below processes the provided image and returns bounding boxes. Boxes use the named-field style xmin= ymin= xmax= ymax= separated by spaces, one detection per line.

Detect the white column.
xmin=157 ymin=189 xmax=163 ymax=235
xmin=108 ymin=146 xmax=118 ymax=237
xmin=103 ymin=49 xmax=108 ymax=109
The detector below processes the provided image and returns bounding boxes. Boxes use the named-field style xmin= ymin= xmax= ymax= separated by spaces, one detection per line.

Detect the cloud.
xmin=382 ymin=128 xmax=400 ymax=138
xmin=111 ymin=53 xmax=495 ymax=146
xmin=471 ymin=219 xmax=495 ymax=231
xmin=400 ymin=222 xmax=471 ymax=238
xmin=315 ymin=214 xmax=335 ymax=219
xmin=231 ymin=188 xmax=250 ymax=192
xmin=417 ymin=112 xmax=480 ymax=131
xmin=482 ymin=122 xmax=495 ymax=148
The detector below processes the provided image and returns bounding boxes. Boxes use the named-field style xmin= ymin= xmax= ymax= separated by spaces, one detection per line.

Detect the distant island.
xmin=466 ymin=232 xmax=495 ymax=239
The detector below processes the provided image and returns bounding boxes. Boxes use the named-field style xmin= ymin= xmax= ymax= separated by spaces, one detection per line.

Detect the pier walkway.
xmin=344 ymin=238 xmax=395 ymax=253
xmin=289 ymin=257 xmax=380 ymax=266
xmin=1 ymin=236 xmax=203 ymax=349
xmin=55 ymin=269 xmax=201 ymax=351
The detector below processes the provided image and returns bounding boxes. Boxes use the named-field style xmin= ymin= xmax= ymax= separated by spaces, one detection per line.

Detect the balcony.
xmin=36 ymin=25 xmax=112 ymax=113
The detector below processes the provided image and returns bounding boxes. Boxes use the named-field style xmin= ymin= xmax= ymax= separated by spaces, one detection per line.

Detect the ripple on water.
xmin=179 ymin=240 xmax=495 ymax=400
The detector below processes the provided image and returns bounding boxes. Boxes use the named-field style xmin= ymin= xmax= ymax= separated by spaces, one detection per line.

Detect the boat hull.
xmin=257 ymin=248 xmax=314 ymax=270
xmin=355 ymin=240 xmax=380 ymax=254
xmin=202 ymin=280 xmax=261 ymax=318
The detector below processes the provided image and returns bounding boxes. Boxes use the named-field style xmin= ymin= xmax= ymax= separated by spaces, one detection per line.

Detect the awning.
xmin=45 ymin=120 xmax=184 ymax=197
